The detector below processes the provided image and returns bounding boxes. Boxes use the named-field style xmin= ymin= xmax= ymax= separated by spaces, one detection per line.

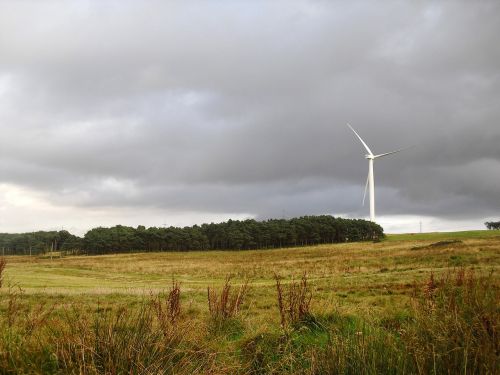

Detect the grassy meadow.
xmin=1 ymin=230 xmax=499 ymax=374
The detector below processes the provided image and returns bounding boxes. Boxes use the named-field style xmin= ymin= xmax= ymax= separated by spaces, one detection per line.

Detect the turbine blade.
xmin=347 ymin=123 xmax=373 ymax=156
xmin=373 ymin=146 xmax=413 ymax=159
xmin=362 ymin=170 xmax=369 ymax=206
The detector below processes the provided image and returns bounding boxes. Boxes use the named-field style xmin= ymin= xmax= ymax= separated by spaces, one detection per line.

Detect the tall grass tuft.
xmin=310 ymin=318 xmax=411 ymax=375
xmin=402 ymin=268 xmax=499 ymax=374
xmin=310 ymin=268 xmax=499 ymax=375
xmin=53 ymin=302 xmax=212 ymax=374
xmin=1 ymin=287 xmax=213 ymax=374
xmin=0 ymin=286 xmax=59 ymax=372
xmin=274 ymin=272 xmax=313 ymax=329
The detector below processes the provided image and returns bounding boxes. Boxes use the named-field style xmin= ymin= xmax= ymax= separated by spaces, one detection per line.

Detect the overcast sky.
xmin=1 ymin=1 xmax=499 ymax=235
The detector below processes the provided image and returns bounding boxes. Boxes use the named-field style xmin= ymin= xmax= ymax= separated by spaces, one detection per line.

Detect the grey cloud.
xmin=0 ymin=1 xmax=499 ymax=232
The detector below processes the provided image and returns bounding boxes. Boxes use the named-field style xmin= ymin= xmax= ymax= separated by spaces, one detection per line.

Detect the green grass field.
xmin=1 ymin=230 xmax=499 ymax=373
xmin=3 ymin=230 xmax=499 ymax=318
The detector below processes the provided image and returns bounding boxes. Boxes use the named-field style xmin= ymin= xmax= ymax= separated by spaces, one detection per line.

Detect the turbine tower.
xmin=348 ymin=124 xmax=406 ymax=222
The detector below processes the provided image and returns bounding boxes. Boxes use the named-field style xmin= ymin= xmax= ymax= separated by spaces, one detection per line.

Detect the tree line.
xmin=484 ymin=221 xmax=500 ymax=230
xmin=1 ymin=216 xmax=383 ymax=256
xmin=0 ymin=230 xmax=81 ymax=256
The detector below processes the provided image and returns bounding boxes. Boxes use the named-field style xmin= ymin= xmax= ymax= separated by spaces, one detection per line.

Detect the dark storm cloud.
xmin=0 ymin=0 xmax=499 ymax=231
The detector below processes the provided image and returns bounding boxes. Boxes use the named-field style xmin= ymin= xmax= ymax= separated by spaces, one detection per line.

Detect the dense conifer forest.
xmin=0 ymin=215 xmax=383 ymax=255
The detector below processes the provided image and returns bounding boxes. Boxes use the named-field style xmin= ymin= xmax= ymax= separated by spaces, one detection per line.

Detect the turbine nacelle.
xmin=365 ymin=154 xmax=374 ymax=160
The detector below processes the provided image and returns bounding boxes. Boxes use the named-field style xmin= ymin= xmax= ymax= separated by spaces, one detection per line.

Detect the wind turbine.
xmin=348 ymin=123 xmax=406 ymax=222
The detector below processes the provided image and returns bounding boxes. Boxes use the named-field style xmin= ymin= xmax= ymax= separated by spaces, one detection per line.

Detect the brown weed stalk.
xmin=207 ymin=276 xmax=249 ymax=320
xmin=151 ymin=280 xmax=181 ymax=336
xmin=0 ymin=257 xmax=6 ymax=289
xmin=274 ymin=272 xmax=313 ymax=328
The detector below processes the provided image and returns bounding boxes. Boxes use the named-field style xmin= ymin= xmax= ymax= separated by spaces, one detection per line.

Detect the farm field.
xmin=1 ymin=230 xmax=499 ymax=374
xmin=4 ymin=230 xmax=499 ymax=314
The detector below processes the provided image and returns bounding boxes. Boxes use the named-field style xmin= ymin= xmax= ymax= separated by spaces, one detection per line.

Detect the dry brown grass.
xmin=0 ymin=264 xmax=497 ymax=374
xmin=0 ymin=231 xmax=500 ymax=340
xmin=402 ymin=268 xmax=499 ymax=374
xmin=3 ymin=232 xmax=498 ymax=330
